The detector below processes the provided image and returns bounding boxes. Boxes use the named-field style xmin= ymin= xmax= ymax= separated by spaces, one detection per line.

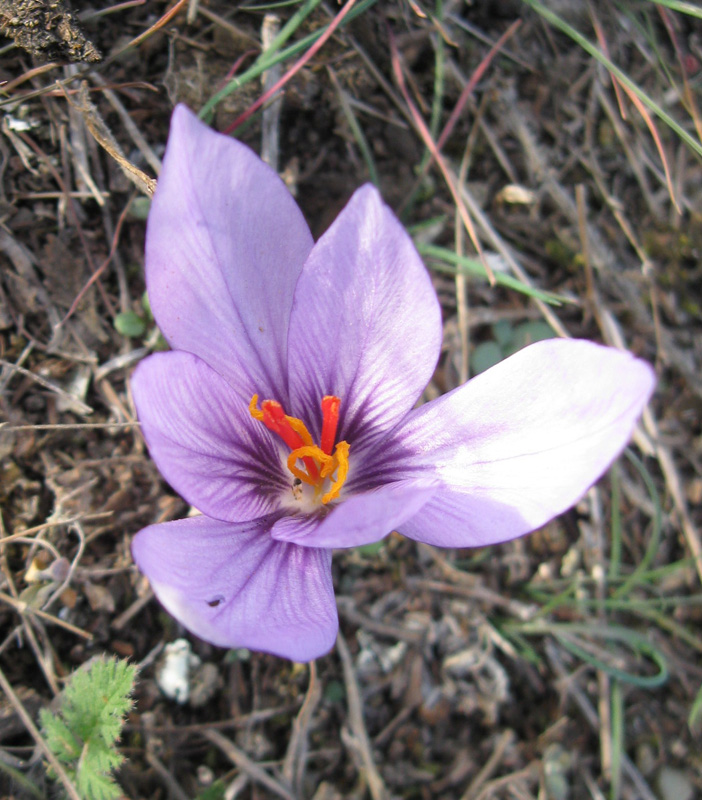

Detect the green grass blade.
xmin=689 ymin=683 xmax=702 ymax=732
xmin=200 ymin=0 xmax=321 ymax=121
xmin=610 ymin=680 xmax=623 ymax=800
xmin=608 ymin=464 xmax=622 ymax=581
xmin=430 ymin=0 xmax=445 ymax=141
xmin=328 ymin=69 xmax=380 ymax=187
xmin=522 ymin=0 xmax=702 ymax=160
xmin=649 ymin=0 xmax=702 ymax=18
xmin=613 ymin=449 xmax=662 ymax=598
xmin=417 ymin=243 xmax=567 ymax=304
xmin=514 ymin=622 xmax=669 ymax=688
xmin=200 ymin=0 xmax=379 ymax=122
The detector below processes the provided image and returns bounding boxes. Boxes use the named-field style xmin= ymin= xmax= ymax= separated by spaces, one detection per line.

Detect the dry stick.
xmin=64 ymin=64 xmax=100 ymax=204
xmin=0 ymin=513 xmax=112 ymax=543
xmin=203 ymin=729 xmax=296 ymax=800
xmin=389 ymin=32 xmax=494 ymax=285
xmin=643 ymin=409 xmax=702 ymax=586
xmin=454 ymin=178 xmax=570 ymax=338
xmin=0 ymin=664 xmax=82 ymax=800
xmin=0 ymin=231 xmax=63 ymax=352
xmin=104 ymin=0 xmax=188 ymax=67
xmin=336 ymin=596 xmax=424 ymax=644
xmin=588 ymin=2 xmax=626 ymax=120
xmin=282 ymin=660 xmax=321 ymax=796
xmin=224 ymin=0 xmax=358 ymax=135
xmin=144 ymin=749 xmax=190 ymax=800
xmin=69 ymin=84 xmax=156 ymax=197
xmin=62 ymin=193 xmax=134 ymax=324
xmin=600 ymin=313 xmax=702 ymax=586
xmin=589 ymin=4 xmax=679 ymax=214
xmin=0 ymin=340 xmax=33 ymax=395
xmin=473 ymin=763 xmax=540 ymax=800
xmin=575 ymin=186 xmax=613 ymax=780
xmin=15 ymin=128 xmax=115 ymax=318
xmin=657 ymin=5 xmax=702 ymax=144
xmin=1 ymin=421 xmax=140 ymax=432
xmin=336 ymin=631 xmax=388 ymax=800
xmin=261 ymin=14 xmax=282 ymax=172
xmin=43 ymin=522 xmax=85 ymax=614
xmin=459 ymin=729 xmax=514 ymax=800
xmin=0 ymin=359 xmax=92 ymax=415
xmin=196 ymin=6 xmax=260 ymax=47
xmin=575 ymin=184 xmax=597 ymax=316
xmin=595 ymin=87 xmax=660 ymax=220
xmin=453 ymin=110 xmax=484 ymax=385
xmin=111 ymin=587 xmax=153 ymax=631
xmin=2 ymin=62 xmax=62 ymax=93
xmin=442 ymin=21 xmax=521 ymax=149
xmin=91 ymin=74 xmax=163 ymax=174
xmin=0 ymin=1 xmax=184 ymax=109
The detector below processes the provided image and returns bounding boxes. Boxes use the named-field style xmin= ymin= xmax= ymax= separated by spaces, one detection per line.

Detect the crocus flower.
xmin=131 ymin=105 xmax=655 ymax=662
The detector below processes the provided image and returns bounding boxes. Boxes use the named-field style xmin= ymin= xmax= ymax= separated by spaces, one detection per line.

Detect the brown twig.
xmin=224 ymin=0 xmax=359 ymax=135
xmin=459 ymin=729 xmax=515 ymax=800
xmin=203 ymin=729 xmax=296 ymax=800
xmin=282 ymin=660 xmax=321 ymax=795
xmin=337 ymin=631 xmax=388 ymax=800
xmin=389 ymin=30 xmax=494 ymax=285
xmin=0 ymin=664 xmax=82 ymax=800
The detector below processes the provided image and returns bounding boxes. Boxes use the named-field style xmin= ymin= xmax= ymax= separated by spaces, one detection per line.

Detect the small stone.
xmin=657 ymin=766 xmax=694 ymax=800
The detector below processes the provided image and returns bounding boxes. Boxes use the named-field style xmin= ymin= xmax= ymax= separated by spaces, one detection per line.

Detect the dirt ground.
xmin=0 ymin=1 xmax=701 ymax=798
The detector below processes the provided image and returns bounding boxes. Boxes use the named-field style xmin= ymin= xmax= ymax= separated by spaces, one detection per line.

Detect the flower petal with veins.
xmin=132 ymin=516 xmax=337 ymax=662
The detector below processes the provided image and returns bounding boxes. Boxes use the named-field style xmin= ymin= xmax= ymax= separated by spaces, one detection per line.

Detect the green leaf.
xmin=41 ymin=656 xmax=137 ymax=800
xmin=491 ymin=319 xmax=514 ymax=349
xmin=507 ymin=321 xmax=556 ymax=354
xmin=128 ymin=196 xmax=151 ymax=220
xmin=689 ymin=682 xmax=702 ymax=733
xmin=114 ymin=311 xmax=146 ymax=338
xmin=471 ymin=341 xmax=504 ymax=374
xmin=40 ymin=711 xmax=82 ymax=763
xmin=354 ymin=540 xmax=385 ymax=556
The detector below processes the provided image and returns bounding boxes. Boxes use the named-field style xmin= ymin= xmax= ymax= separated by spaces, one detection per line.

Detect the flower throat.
xmin=249 ymin=394 xmax=349 ymax=504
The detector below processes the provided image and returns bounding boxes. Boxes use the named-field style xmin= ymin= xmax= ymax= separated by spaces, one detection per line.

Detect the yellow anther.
xmin=285 ymin=415 xmax=314 ymax=447
xmin=287 ymin=445 xmax=332 ymax=487
xmin=322 ymin=441 xmax=350 ymax=504
xmin=249 ymin=394 xmax=264 ymax=421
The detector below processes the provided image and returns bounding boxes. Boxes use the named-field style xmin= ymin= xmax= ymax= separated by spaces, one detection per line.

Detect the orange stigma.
xmin=249 ymin=394 xmax=349 ymax=504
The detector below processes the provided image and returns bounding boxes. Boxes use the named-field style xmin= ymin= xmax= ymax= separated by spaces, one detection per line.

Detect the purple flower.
xmin=131 ymin=105 xmax=655 ymax=662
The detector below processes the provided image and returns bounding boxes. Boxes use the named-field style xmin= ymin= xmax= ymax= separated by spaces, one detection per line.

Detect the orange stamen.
xmin=250 ymin=396 xmax=318 ymax=480
xmin=249 ymin=394 xmax=349 ymax=505
xmin=320 ymin=395 xmax=340 ymax=455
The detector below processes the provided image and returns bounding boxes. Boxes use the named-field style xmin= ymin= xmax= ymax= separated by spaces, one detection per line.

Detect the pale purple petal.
xmin=286 ymin=185 xmax=442 ymax=449
xmin=131 ymin=516 xmax=337 ymax=661
xmin=146 ymin=105 xmax=313 ymax=402
xmin=271 ymin=479 xmax=438 ymax=548
xmin=132 ymin=351 xmax=286 ymax=522
xmin=393 ymin=340 xmax=655 ymax=547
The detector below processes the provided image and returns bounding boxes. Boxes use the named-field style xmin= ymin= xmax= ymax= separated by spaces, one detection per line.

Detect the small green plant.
xmin=40 ymin=656 xmax=137 ymax=800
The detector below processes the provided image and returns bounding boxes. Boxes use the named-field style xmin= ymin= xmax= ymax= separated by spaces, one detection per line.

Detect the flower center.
xmin=249 ymin=394 xmax=350 ymax=505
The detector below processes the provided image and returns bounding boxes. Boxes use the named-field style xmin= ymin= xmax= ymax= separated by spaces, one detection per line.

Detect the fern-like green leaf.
xmin=40 ymin=710 xmax=82 ymax=764
xmin=41 ymin=656 xmax=137 ymax=800
xmin=61 ymin=657 xmax=136 ymax=746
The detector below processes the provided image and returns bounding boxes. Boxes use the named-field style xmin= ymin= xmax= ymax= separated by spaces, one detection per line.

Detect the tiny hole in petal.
xmin=207 ymin=595 xmax=224 ymax=607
